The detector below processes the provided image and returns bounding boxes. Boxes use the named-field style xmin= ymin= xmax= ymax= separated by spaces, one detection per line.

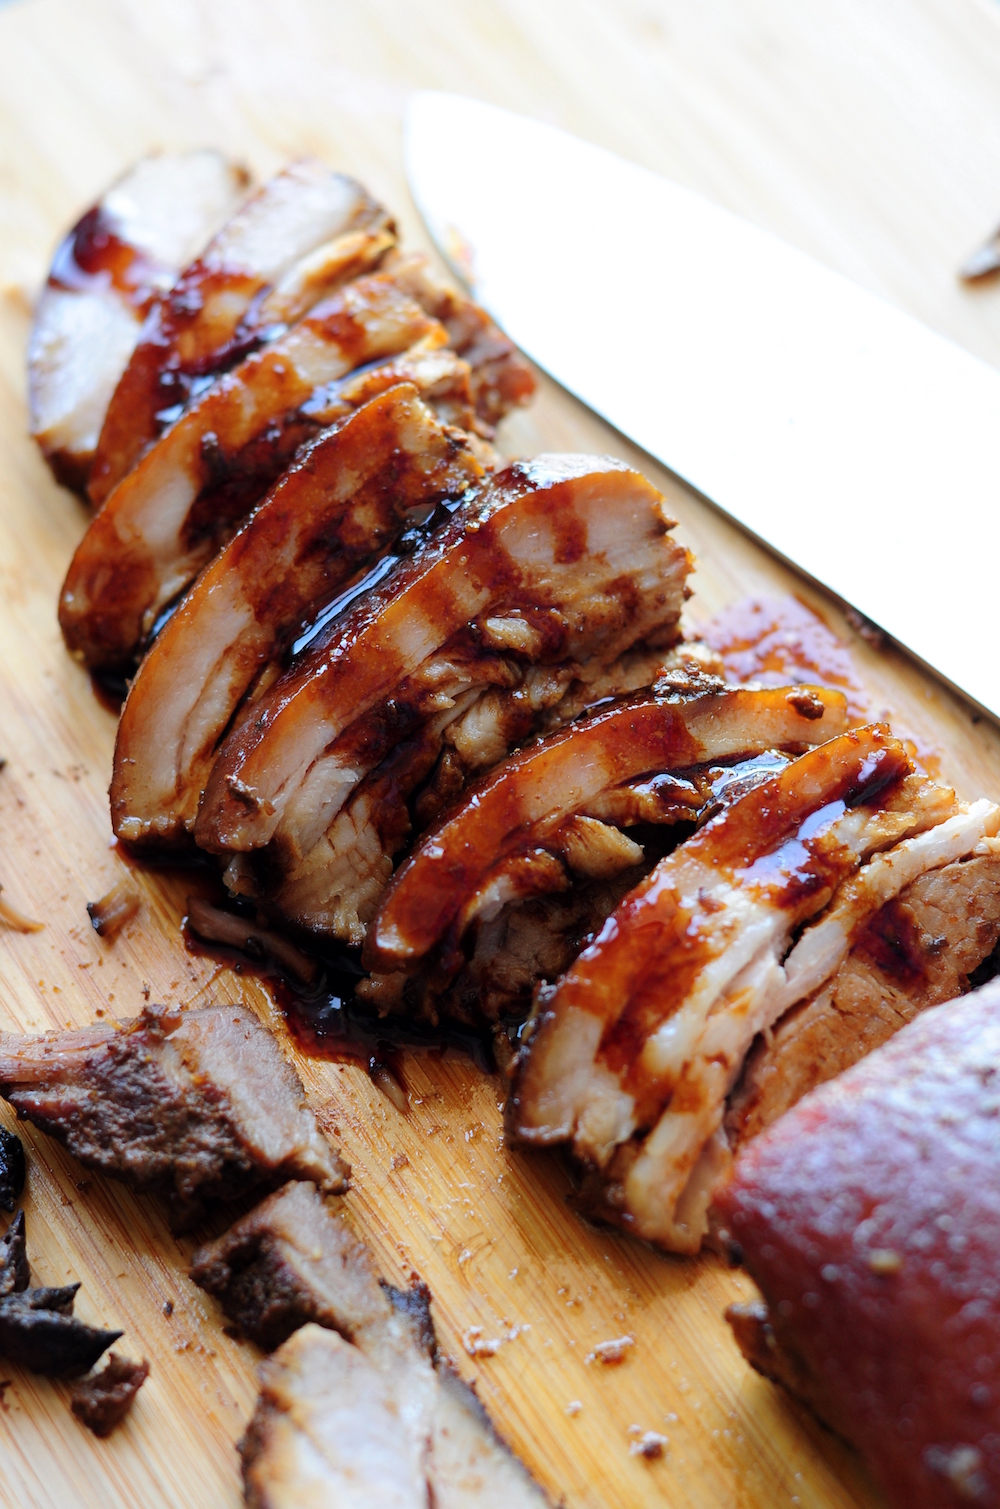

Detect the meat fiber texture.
xmin=0 ymin=1005 xmax=345 ymax=1227
xmin=208 ymin=1182 xmax=552 ymax=1507
xmin=715 ymin=979 xmax=1000 ymax=1509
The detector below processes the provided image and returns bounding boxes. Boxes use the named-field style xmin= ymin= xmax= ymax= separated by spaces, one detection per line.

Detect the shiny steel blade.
xmin=406 ymin=91 xmax=1000 ymax=719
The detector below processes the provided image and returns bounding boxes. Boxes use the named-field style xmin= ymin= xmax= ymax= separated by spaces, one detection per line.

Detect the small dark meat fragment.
xmin=86 ymin=878 xmax=141 ymax=939
xmin=190 ymin=1180 xmax=385 ymax=1352
xmin=185 ymin=897 xmax=318 ymax=986
xmin=0 ymin=1005 xmax=346 ymax=1228
xmin=70 ymin=1353 xmax=149 ymax=1436
xmin=0 ymin=1212 xmax=121 ymax=1377
xmin=0 ymin=1128 xmax=25 ymax=1213
xmin=715 ymin=979 xmax=1000 ymax=1509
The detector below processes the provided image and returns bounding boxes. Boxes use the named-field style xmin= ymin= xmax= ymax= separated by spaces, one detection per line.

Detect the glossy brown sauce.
xmin=49 ymin=206 xmax=163 ymax=311
xmin=701 ymin=595 xmax=870 ymax=721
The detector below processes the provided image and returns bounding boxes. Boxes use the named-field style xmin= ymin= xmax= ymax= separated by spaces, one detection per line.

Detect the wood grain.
xmin=2 ymin=1 xmax=1000 ymax=1505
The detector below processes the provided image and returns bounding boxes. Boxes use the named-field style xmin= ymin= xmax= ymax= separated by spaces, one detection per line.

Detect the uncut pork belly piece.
xmin=89 ymin=160 xmax=395 ymax=506
xmin=0 ymin=1005 xmax=345 ymax=1227
xmin=195 ymin=455 xmax=693 ymax=942
xmin=508 ymin=724 xmax=1000 ymax=1253
xmin=716 ymin=980 xmax=1000 ymax=1509
xmin=60 ymin=272 xmax=439 ymax=671
xmin=726 ymin=845 xmax=1000 ymax=1147
xmin=29 ymin=151 xmax=248 ymax=494
xmin=364 ymin=676 xmax=848 ymax=1021
xmin=220 ymin=1186 xmax=551 ymax=1509
xmin=384 ymin=252 xmax=536 ymax=427
xmin=111 ymin=383 xmax=484 ymax=847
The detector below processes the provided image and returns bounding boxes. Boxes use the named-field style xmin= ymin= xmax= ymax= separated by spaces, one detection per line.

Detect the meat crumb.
xmin=70 ymin=1353 xmax=149 ymax=1437
xmin=586 ymin=1334 xmax=635 ymax=1364
xmin=161 ymin=1300 xmax=173 ymax=1317
xmin=462 ymin=1325 xmax=503 ymax=1358
xmin=628 ymin=1426 xmax=668 ymax=1459
xmin=86 ymin=879 xmax=140 ymax=939
xmin=565 ymin=1400 xmax=582 ymax=1416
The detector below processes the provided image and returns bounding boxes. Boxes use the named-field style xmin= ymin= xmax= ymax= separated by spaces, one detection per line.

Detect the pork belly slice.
xmin=366 ymin=678 xmax=848 ymax=983
xmin=195 ymin=455 xmax=692 ymax=939
xmin=384 ymin=252 xmax=536 ymax=427
xmin=0 ymin=1005 xmax=345 ymax=1227
xmin=60 ymin=273 xmax=439 ymax=671
xmin=29 ymin=151 xmax=248 ymax=494
xmin=111 ymin=384 xmax=484 ymax=847
xmin=726 ymin=845 xmax=1000 ymax=1147
xmin=716 ymin=980 xmax=1000 ymax=1509
xmin=508 ymin=725 xmax=1000 ymax=1252
xmin=220 ymin=1186 xmax=551 ymax=1508
xmin=89 ymin=160 xmax=395 ymax=506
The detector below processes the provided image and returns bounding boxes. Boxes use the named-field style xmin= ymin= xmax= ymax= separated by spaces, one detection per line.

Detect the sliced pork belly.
xmin=0 ymin=1005 xmax=345 ymax=1227
xmin=60 ymin=273 xmax=439 ymax=670
xmin=195 ymin=455 xmax=692 ymax=941
xmin=726 ymin=846 xmax=1000 ymax=1146
xmin=111 ymin=385 xmax=484 ymax=847
xmin=716 ymin=980 xmax=1000 ymax=1509
xmin=384 ymin=252 xmax=536 ymax=427
xmin=366 ymin=677 xmax=848 ymax=988
xmin=225 ymin=1186 xmax=551 ymax=1507
xmin=508 ymin=725 xmax=1000 ymax=1252
xmin=89 ymin=160 xmax=395 ymax=505
xmin=29 ymin=151 xmax=248 ymax=493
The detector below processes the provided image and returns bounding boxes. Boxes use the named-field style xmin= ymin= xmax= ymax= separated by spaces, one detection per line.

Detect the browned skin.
xmin=89 ymin=162 xmax=395 ymax=505
xmin=726 ymin=849 xmax=1000 ymax=1147
xmin=367 ymin=679 xmax=847 ymax=978
xmin=0 ymin=1005 xmax=345 ymax=1228
xmin=70 ymin=1354 xmax=150 ymax=1437
xmin=715 ymin=981 xmax=1000 ymax=1509
xmin=110 ymin=384 xmax=483 ymax=847
xmin=60 ymin=275 xmax=439 ymax=671
xmin=190 ymin=1180 xmax=385 ymax=1353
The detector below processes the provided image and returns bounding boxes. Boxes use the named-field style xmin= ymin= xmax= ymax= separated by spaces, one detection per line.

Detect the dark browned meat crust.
xmin=726 ymin=849 xmax=1000 ymax=1147
xmin=0 ymin=1212 xmax=122 ymax=1377
xmin=190 ymin=1180 xmax=386 ymax=1352
xmin=715 ymin=979 xmax=1000 ymax=1509
xmin=70 ymin=1353 xmax=150 ymax=1436
xmin=0 ymin=1005 xmax=345 ymax=1227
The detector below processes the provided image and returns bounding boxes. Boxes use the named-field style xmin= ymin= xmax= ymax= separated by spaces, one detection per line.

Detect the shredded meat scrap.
xmin=207 ymin=1182 xmax=551 ymax=1508
xmin=715 ymin=980 xmax=1000 ymax=1509
xmin=0 ymin=1005 xmax=345 ymax=1227
xmin=508 ymin=725 xmax=1000 ymax=1253
xmin=195 ymin=454 xmax=692 ymax=944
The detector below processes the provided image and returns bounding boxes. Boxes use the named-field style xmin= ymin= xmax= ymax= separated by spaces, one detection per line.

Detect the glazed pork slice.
xmin=89 ymin=160 xmax=395 ymax=505
xmin=195 ymin=455 xmax=693 ymax=941
xmin=0 ymin=1005 xmax=346 ymax=1226
xmin=60 ymin=272 xmax=439 ymax=671
xmin=508 ymin=725 xmax=1000 ymax=1252
xmin=111 ymin=384 xmax=484 ymax=847
xmin=28 ymin=151 xmax=249 ymax=493
xmin=716 ymin=980 xmax=1000 ymax=1509
xmin=219 ymin=1184 xmax=551 ymax=1507
xmin=726 ymin=845 xmax=1000 ymax=1147
xmin=366 ymin=677 xmax=848 ymax=995
xmin=383 ymin=252 xmax=536 ymax=427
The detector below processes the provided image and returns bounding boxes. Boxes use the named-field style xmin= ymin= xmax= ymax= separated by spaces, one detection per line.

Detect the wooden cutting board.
xmin=2 ymin=0 xmax=1000 ymax=1504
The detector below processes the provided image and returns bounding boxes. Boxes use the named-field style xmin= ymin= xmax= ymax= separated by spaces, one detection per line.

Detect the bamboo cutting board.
xmin=3 ymin=1 xmax=1000 ymax=1505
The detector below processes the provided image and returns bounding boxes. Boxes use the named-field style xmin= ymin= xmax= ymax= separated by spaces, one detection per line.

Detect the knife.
xmin=405 ymin=91 xmax=1000 ymax=720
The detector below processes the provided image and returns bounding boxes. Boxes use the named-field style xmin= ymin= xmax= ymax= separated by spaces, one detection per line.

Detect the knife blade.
xmin=405 ymin=91 xmax=1000 ymax=720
